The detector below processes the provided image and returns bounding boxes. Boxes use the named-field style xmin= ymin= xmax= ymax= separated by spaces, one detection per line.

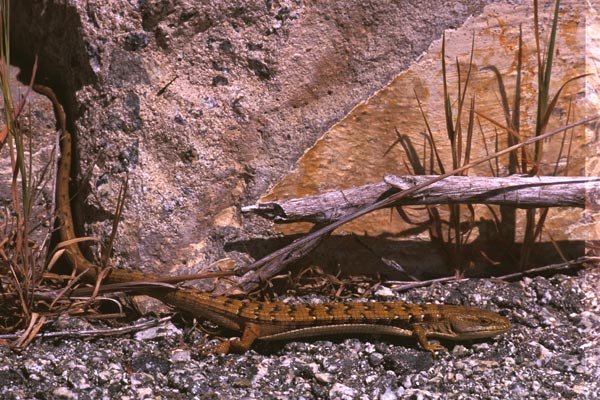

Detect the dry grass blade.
xmin=481 ymin=65 xmax=512 ymax=127
xmin=514 ymin=26 xmax=525 ymax=172
xmin=102 ymin=172 xmax=129 ymax=268
xmin=481 ymin=63 xmax=521 ymax=173
xmin=0 ymin=57 xmax=36 ymax=149
xmin=54 ymin=236 xmax=103 ymax=249
xmin=0 ymin=1 xmax=50 ymax=337
xmin=441 ymin=32 xmax=453 ymax=144
xmin=540 ymin=73 xmax=590 ymax=132
xmin=47 ymin=267 xmax=95 ymax=310
xmin=12 ymin=312 xmax=46 ymax=349
xmin=414 ymin=89 xmax=445 ymax=174
xmin=554 ymin=97 xmax=575 ymax=176
xmin=533 ymin=0 xmax=561 ymax=162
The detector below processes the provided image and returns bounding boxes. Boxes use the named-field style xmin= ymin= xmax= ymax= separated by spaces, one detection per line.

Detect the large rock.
xmin=8 ymin=0 xmax=517 ymax=279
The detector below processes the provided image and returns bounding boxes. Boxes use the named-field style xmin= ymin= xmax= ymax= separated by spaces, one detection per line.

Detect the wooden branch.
xmin=242 ymin=175 xmax=600 ymax=224
xmin=242 ymin=181 xmax=390 ymax=224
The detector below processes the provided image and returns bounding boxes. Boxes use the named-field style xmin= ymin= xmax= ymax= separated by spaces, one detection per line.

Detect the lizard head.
xmin=443 ymin=306 xmax=511 ymax=340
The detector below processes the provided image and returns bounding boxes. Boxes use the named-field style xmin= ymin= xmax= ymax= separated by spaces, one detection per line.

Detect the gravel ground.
xmin=1 ymin=267 xmax=598 ymax=399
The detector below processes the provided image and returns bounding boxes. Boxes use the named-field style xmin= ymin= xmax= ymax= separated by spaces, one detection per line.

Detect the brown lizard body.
xmin=35 ymin=84 xmax=510 ymax=355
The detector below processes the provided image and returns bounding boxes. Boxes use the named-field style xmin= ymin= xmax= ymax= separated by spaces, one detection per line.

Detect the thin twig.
xmin=0 ymin=316 xmax=173 ymax=341
xmin=494 ymin=257 xmax=593 ymax=280
xmin=386 ymin=256 xmax=594 ymax=292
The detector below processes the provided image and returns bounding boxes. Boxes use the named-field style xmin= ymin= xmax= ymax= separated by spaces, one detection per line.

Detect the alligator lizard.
xmin=35 ymin=85 xmax=510 ymax=355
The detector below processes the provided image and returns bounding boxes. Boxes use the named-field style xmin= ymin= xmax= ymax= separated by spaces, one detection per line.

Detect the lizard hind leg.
xmin=226 ymin=323 xmax=261 ymax=353
xmin=202 ymin=323 xmax=261 ymax=355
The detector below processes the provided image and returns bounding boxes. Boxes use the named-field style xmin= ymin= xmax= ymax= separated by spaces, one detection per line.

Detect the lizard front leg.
xmin=412 ymin=325 xmax=448 ymax=355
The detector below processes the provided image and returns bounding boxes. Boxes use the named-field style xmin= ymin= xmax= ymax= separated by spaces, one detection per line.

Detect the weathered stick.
xmin=242 ymin=175 xmax=600 ymax=224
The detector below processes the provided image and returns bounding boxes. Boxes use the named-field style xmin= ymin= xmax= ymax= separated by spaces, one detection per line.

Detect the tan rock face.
xmin=263 ymin=1 xmax=599 ymax=274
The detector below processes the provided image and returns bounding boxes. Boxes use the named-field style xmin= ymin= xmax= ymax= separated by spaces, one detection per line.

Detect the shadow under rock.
xmin=226 ymin=234 xmax=585 ymax=280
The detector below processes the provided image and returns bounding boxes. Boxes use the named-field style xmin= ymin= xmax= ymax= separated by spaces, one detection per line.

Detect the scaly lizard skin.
xmin=35 ymin=85 xmax=510 ymax=355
